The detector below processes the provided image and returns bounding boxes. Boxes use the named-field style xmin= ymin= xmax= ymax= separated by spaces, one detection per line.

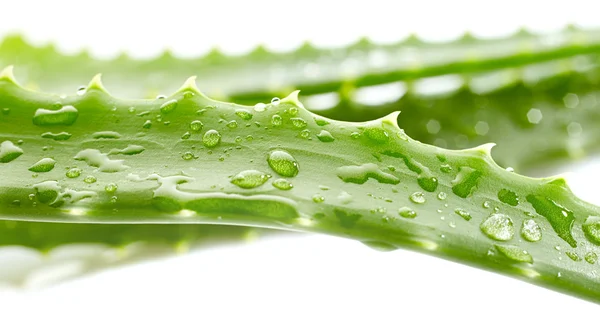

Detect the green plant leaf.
xmin=1 ymin=71 xmax=599 ymax=302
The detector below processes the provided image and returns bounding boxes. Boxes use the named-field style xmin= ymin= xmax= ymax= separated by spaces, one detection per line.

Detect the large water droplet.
xmin=190 ymin=120 xmax=204 ymax=131
xmin=585 ymin=252 xmax=598 ymax=264
xmin=0 ymin=141 xmax=23 ymax=163
xmin=480 ymin=213 xmax=514 ymax=241
xmin=202 ymin=130 xmax=221 ymax=148
xmin=398 ymin=207 xmax=417 ymax=218
xmin=527 ymin=194 xmax=576 ymax=248
xmin=521 ymin=219 xmax=542 ymax=242
xmin=267 ymin=150 xmax=299 ymax=177
xmin=28 ymin=158 xmax=56 ymax=172
xmin=451 ymin=166 xmax=482 ymax=198
xmin=316 ymin=130 xmax=335 ymax=142
xmin=498 ymin=188 xmax=519 ymax=206
xmin=495 ymin=245 xmax=533 ymax=263
xmin=409 ymin=192 xmax=426 ymax=204
xmin=230 ymin=170 xmax=270 ymax=189
xmin=272 ymin=179 xmax=293 ymax=190
xmin=235 ymin=109 xmax=253 ymax=120
xmin=33 ymin=106 xmax=78 ymax=126
xmin=160 ymin=99 xmax=178 ymax=114
xmin=336 ymin=163 xmax=399 ymax=185
xmin=582 ymin=216 xmax=600 ymax=245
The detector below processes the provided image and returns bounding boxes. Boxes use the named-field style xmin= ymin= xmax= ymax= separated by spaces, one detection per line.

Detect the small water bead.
xmin=437 ymin=192 xmax=447 ymax=200
xmin=566 ymin=251 xmax=581 ymax=262
xmin=271 ymin=114 xmax=282 ymax=126
xmin=271 ymin=97 xmax=281 ymax=105
xmin=521 ymin=219 xmax=542 ymax=242
xmin=350 ymin=132 xmax=361 ymax=139
xmin=160 ymin=99 xmax=178 ymax=114
xmin=230 ymin=170 xmax=271 ymax=189
xmin=506 ymin=167 xmax=514 ymax=172
xmin=267 ymin=150 xmax=299 ymax=177
xmin=272 ymin=179 xmax=293 ymax=190
xmin=182 ymin=152 xmax=197 ymax=160
xmin=291 ymin=118 xmax=307 ymax=128
xmin=398 ymin=208 xmax=417 ymax=218
xmin=288 ymin=107 xmax=298 ymax=116
xmin=454 ymin=208 xmax=472 ymax=221
xmin=76 ymin=86 xmax=86 ymax=95
xmin=235 ymin=109 xmax=253 ymax=120
xmin=254 ymin=102 xmax=267 ymax=112
xmin=181 ymin=132 xmax=191 ymax=140
xmin=316 ymin=130 xmax=335 ymax=142
xmin=28 ymin=158 xmax=56 ymax=172
xmin=245 ymin=135 xmax=254 ymax=141
xmin=183 ymin=91 xmax=195 ymax=98
xmin=142 ymin=120 xmax=152 ymax=129
xmin=480 ymin=213 xmax=514 ymax=241
xmin=226 ymin=120 xmax=238 ymax=129
xmin=312 ymin=194 xmax=325 ymax=203
xmin=585 ymin=252 xmax=598 ymax=264
xmin=203 ymin=130 xmax=222 ymax=148
xmin=105 ymin=183 xmax=118 ymax=193
xmin=363 ymin=127 xmax=389 ymax=144
xmin=83 ymin=175 xmax=97 ymax=184
xmin=110 ymin=196 xmax=118 ymax=203
xmin=483 ymin=201 xmax=491 ymax=208
xmin=66 ymin=168 xmax=82 ymax=178
xmin=156 ymin=95 xmax=167 ymax=100
xmin=235 ymin=136 xmax=243 ymax=143
xmin=190 ymin=120 xmax=204 ymax=131
xmin=299 ymin=129 xmax=311 ymax=139
xmin=409 ymin=192 xmax=426 ymax=204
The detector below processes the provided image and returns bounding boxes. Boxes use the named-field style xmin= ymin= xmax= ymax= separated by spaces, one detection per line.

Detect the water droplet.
xmin=0 ymin=141 xmax=24 ymax=163
xmin=451 ymin=166 xmax=482 ymax=198
xmin=254 ymin=102 xmax=267 ymax=112
xmin=585 ymin=252 xmax=598 ymax=264
xmin=182 ymin=152 xmax=197 ymax=160
xmin=440 ymin=164 xmax=452 ymax=173
xmin=410 ymin=192 xmax=426 ymax=204
xmin=76 ymin=86 xmax=86 ymax=95
xmin=235 ymin=109 xmax=253 ymax=120
xmin=583 ymin=216 xmax=600 ymax=245
xmin=66 ymin=167 xmax=82 ymax=178
xmin=41 ymin=132 xmax=72 ymax=141
xmin=271 ymin=97 xmax=281 ymax=105
xmin=83 ymin=175 xmax=97 ymax=184
xmin=498 ymin=188 xmax=519 ymax=206
xmin=190 ymin=120 xmax=204 ymax=131
xmin=454 ymin=208 xmax=472 ymax=221
xmin=312 ymin=194 xmax=325 ymax=203
xmin=363 ymin=127 xmax=389 ymax=144
xmin=521 ymin=219 xmax=542 ymax=242
xmin=230 ymin=170 xmax=270 ymax=189
xmin=527 ymin=194 xmax=576 ymax=248
xmin=183 ymin=91 xmax=195 ymax=98
xmin=290 ymin=117 xmax=307 ymax=128
xmin=267 ymin=150 xmax=299 ymax=177
xmin=350 ymin=132 xmax=361 ymax=139
xmin=399 ymin=207 xmax=417 ymax=218
xmin=316 ymin=130 xmax=335 ymax=142
xmin=480 ymin=213 xmax=514 ymax=241
xmin=271 ymin=114 xmax=282 ymax=126
xmin=506 ymin=167 xmax=514 ymax=172
xmin=566 ymin=251 xmax=581 ymax=262
xmin=142 ymin=120 xmax=152 ymax=129
xmin=33 ymin=106 xmax=79 ymax=126
xmin=336 ymin=163 xmax=399 ymax=184
xmin=28 ymin=158 xmax=56 ymax=172
xmin=226 ymin=120 xmax=238 ymax=129
xmin=202 ymin=130 xmax=221 ymax=148
xmin=156 ymin=95 xmax=166 ymax=100
xmin=92 ymin=131 xmax=121 ymax=139
xmin=272 ymin=179 xmax=293 ymax=190
xmin=105 ymin=183 xmax=118 ymax=193
xmin=288 ymin=107 xmax=298 ymax=116
xmin=160 ymin=99 xmax=178 ymax=114
xmin=437 ymin=192 xmax=447 ymax=200
xmin=495 ymin=245 xmax=533 ymax=263
xmin=181 ymin=132 xmax=191 ymax=140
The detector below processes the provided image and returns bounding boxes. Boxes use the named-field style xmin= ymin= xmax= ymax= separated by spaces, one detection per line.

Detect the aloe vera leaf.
xmin=1 ymin=26 xmax=598 ymax=99
xmin=1 ymin=71 xmax=600 ymax=302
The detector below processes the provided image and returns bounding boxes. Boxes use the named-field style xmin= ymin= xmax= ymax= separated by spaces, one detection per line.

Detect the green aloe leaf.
xmin=1 ymin=70 xmax=600 ymax=302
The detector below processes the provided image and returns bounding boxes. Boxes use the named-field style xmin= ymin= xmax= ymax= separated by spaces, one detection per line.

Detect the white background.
xmin=1 ymin=0 xmax=600 ymax=312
